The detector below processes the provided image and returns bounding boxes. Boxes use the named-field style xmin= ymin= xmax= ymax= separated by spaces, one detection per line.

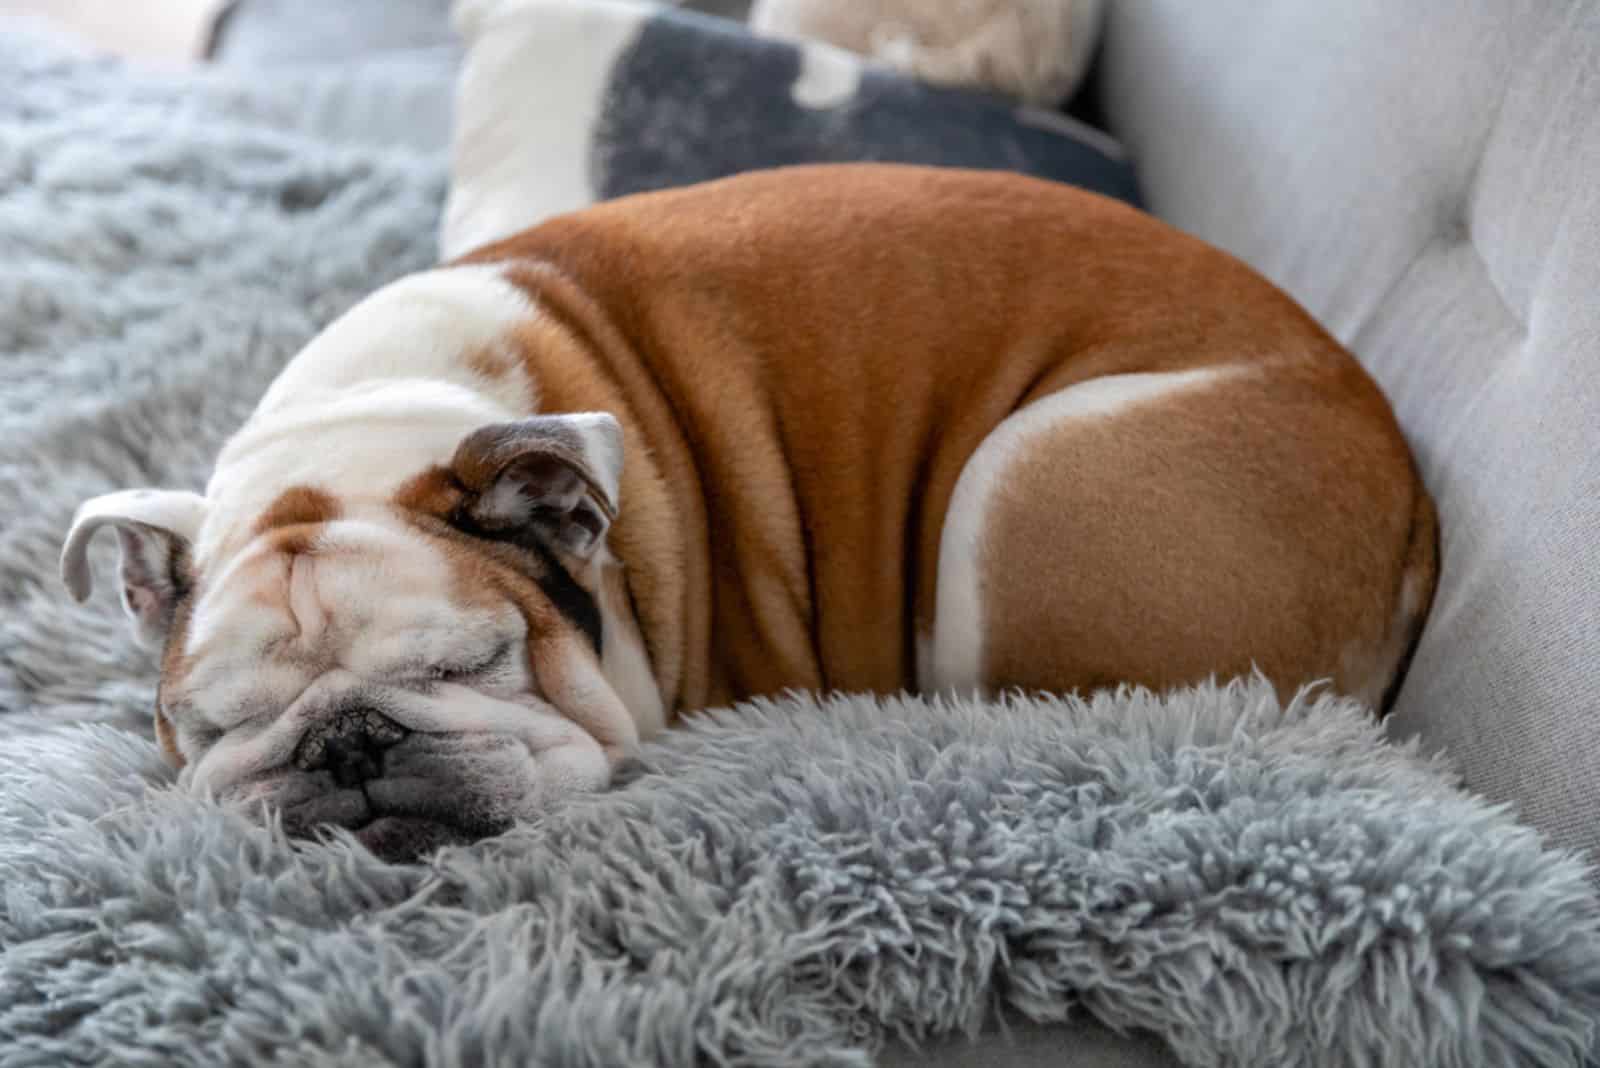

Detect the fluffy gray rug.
xmin=0 ymin=26 xmax=447 ymax=733
xmin=3 ymin=26 xmax=1600 ymax=1068
xmin=4 ymin=683 xmax=1600 ymax=1067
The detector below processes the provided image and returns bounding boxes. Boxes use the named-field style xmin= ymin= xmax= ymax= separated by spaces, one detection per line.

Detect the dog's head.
xmin=60 ymin=407 xmax=657 ymax=861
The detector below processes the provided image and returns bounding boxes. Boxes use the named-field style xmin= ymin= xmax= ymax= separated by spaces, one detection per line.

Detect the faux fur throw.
xmin=0 ymin=26 xmax=446 ymax=733
xmin=3 ymin=685 xmax=1599 ymax=1066
xmin=1 ymin=26 xmax=1598 ymax=1068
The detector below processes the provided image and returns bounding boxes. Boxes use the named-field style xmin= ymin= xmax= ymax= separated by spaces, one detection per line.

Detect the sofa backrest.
xmin=1096 ymin=1 xmax=1600 ymax=868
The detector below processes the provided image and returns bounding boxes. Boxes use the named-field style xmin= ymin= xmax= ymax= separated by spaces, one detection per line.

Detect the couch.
xmin=198 ymin=2 xmax=1600 ymax=1064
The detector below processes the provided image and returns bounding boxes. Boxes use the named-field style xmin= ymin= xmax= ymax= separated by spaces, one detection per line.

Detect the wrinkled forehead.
xmin=175 ymin=511 xmax=517 ymax=695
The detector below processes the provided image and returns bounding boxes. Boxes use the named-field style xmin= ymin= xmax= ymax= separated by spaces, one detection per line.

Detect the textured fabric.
xmin=3 ymin=680 xmax=1598 ymax=1066
xmin=1098 ymin=2 xmax=1600 ymax=872
xmin=209 ymin=0 xmax=459 ymax=65
xmin=0 ymin=27 xmax=448 ymax=732
xmin=877 ymin=1021 xmax=1179 ymax=1068
xmin=442 ymin=0 xmax=1137 ymax=260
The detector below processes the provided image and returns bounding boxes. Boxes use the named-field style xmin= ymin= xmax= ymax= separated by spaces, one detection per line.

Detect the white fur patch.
xmin=929 ymin=367 xmax=1241 ymax=694
xmin=567 ymin=411 xmax=625 ymax=508
xmin=251 ymin=265 xmax=537 ymax=417
xmin=1341 ymin=564 xmax=1429 ymax=710
xmin=59 ymin=488 xmax=208 ymax=604
xmin=596 ymin=558 xmax=665 ymax=739
xmin=184 ymin=512 xmax=494 ymax=673
xmin=196 ymin=266 xmax=536 ymax=570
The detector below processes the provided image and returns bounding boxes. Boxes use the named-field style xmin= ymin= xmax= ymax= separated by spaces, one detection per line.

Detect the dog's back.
xmin=463 ymin=164 xmax=1437 ymax=710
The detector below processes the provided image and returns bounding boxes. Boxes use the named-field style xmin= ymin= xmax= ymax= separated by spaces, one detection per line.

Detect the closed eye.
xmin=428 ymin=640 xmax=514 ymax=683
xmin=184 ymin=720 xmax=225 ymax=750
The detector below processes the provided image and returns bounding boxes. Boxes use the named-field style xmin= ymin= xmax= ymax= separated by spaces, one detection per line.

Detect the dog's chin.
xmin=220 ymin=726 xmax=612 ymax=863
xmin=283 ymin=800 xmax=511 ymax=862
xmin=270 ymin=733 xmax=542 ymax=862
xmin=350 ymin=815 xmax=485 ymax=862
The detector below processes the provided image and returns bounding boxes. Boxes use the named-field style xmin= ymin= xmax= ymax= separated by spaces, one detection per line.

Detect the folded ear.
xmin=60 ymin=489 xmax=208 ymax=647
xmin=449 ymin=412 xmax=623 ymax=561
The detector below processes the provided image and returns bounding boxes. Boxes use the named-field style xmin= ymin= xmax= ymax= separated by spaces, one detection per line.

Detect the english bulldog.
xmin=60 ymin=165 xmax=1438 ymax=860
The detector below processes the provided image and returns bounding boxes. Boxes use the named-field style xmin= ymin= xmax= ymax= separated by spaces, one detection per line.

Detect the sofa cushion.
xmin=1097 ymin=2 xmax=1600 ymax=870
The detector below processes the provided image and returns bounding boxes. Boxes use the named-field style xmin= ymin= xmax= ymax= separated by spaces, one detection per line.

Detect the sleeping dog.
xmin=60 ymin=165 xmax=1437 ymax=860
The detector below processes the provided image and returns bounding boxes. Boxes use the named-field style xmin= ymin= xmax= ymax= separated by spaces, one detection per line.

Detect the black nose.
xmin=292 ymin=707 xmax=409 ymax=789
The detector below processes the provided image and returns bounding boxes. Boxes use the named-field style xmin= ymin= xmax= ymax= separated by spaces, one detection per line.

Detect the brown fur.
xmin=482 ymin=277 xmax=695 ymax=711
xmin=981 ymin=359 xmax=1433 ymax=704
xmin=394 ymin=467 xmax=467 ymax=520
xmin=420 ymin=164 xmax=1438 ymax=713
xmin=465 ymin=339 xmax=526 ymax=385
xmin=253 ymin=486 xmax=340 ymax=535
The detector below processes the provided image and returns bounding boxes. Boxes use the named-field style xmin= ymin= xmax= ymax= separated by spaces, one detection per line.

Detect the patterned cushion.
xmin=441 ymin=0 xmax=1138 ymax=258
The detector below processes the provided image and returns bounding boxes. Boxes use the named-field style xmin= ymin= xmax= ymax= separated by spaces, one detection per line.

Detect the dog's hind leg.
xmin=923 ymin=360 xmax=1425 ymax=706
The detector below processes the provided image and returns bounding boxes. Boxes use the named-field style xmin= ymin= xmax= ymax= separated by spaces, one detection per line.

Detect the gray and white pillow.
xmin=442 ymin=0 xmax=1138 ymax=259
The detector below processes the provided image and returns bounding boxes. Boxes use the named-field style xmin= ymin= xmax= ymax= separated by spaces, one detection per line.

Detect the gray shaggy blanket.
xmin=4 ymin=684 xmax=1600 ymax=1067
xmin=2 ymin=26 xmax=1599 ymax=1068
xmin=0 ymin=27 xmax=446 ymax=731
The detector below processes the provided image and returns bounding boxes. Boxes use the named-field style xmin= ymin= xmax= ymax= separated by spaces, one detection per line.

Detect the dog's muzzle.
xmin=291 ymin=706 xmax=410 ymax=789
xmin=276 ymin=704 xmax=519 ymax=862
